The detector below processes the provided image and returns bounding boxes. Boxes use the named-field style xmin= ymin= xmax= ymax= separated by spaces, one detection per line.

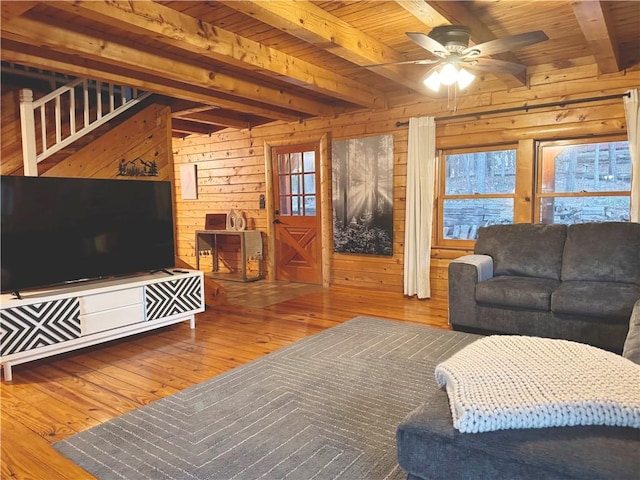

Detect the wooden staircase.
xmin=10 ymin=63 xmax=151 ymax=176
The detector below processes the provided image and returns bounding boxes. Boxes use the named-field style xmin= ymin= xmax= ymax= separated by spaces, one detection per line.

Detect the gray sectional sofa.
xmin=448 ymin=222 xmax=640 ymax=353
xmin=397 ymin=300 xmax=640 ymax=480
xmin=395 ymin=222 xmax=640 ymax=480
xmin=397 ymin=388 xmax=640 ymax=480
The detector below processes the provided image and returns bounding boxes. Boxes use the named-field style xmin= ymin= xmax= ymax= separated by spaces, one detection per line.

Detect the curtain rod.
xmin=395 ymin=91 xmax=631 ymax=128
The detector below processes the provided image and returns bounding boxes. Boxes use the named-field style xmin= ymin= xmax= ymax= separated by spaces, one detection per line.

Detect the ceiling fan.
xmin=373 ymin=25 xmax=548 ymax=91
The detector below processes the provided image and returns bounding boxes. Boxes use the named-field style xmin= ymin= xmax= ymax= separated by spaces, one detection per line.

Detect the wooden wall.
xmin=2 ymin=64 xmax=637 ymax=302
xmin=172 ymin=63 xmax=639 ymax=300
xmin=1 ymin=86 xmax=24 ymax=174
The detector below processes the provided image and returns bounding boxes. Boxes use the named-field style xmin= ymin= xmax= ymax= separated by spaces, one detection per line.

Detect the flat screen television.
xmin=1 ymin=176 xmax=175 ymax=293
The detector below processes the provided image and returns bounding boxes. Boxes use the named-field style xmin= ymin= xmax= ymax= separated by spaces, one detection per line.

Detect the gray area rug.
xmin=54 ymin=316 xmax=479 ymax=479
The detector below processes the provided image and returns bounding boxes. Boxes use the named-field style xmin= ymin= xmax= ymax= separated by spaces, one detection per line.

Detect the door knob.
xmin=273 ymin=218 xmax=283 ymax=224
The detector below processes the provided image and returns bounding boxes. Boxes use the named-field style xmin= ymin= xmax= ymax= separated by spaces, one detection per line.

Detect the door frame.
xmin=264 ymin=133 xmax=331 ymax=287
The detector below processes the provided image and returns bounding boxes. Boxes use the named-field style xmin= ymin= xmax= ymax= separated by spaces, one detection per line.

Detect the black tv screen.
xmin=1 ymin=176 xmax=175 ymax=293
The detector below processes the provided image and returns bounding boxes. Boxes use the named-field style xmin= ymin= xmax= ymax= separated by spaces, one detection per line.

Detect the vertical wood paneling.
xmin=0 ymin=86 xmax=24 ymax=175
xmin=515 ymin=139 xmax=536 ymax=223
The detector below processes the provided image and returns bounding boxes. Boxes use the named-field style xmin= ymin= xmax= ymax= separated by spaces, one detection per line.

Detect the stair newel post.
xmin=19 ymin=88 xmax=38 ymax=177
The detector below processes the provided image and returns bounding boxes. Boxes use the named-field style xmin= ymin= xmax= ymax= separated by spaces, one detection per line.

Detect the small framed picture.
xmin=205 ymin=214 xmax=227 ymax=231
xmin=179 ymin=164 xmax=198 ymax=200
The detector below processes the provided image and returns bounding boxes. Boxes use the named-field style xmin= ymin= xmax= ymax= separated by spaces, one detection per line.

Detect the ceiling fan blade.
xmin=365 ymin=58 xmax=441 ymax=68
xmin=463 ymin=58 xmax=526 ymax=74
xmin=406 ymin=32 xmax=448 ymax=58
xmin=461 ymin=31 xmax=548 ymax=58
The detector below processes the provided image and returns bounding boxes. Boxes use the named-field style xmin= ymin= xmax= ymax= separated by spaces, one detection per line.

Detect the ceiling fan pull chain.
xmin=454 ymin=84 xmax=459 ymax=112
xmin=447 ymin=85 xmax=450 ymax=112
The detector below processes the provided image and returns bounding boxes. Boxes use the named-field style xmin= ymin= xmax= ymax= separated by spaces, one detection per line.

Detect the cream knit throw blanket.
xmin=435 ymin=335 xmax=640 ymax=433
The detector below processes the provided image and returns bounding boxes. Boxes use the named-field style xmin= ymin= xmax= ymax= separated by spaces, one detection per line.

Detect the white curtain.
xmin=404 ymin=117 xmax=436 ymax=299
xmin=624 ymin=89 xmax=639 ymax=222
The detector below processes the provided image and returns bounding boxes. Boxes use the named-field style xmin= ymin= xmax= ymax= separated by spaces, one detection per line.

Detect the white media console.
xmin=0 ymin=269 xmax=204 ymax=381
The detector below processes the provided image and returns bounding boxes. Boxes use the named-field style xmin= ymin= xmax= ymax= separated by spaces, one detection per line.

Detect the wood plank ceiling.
xmin=1 ymin=1 xmax=639 ymax=137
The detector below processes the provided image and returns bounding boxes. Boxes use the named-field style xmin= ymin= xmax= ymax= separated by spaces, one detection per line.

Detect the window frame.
xmin=436 ymin=144 xmax=518 ymax=249
xmin=274 ymin=143 xmax=319 ymax=217
xmin=534 ymin=135 xmax=631 ymax=224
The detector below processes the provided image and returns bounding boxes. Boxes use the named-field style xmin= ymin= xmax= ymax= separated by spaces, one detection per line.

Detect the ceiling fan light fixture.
xmin=456 ymin=67 xmax=475 ymax=89
xmin=424 ymin=63 xmax=476 ymax=92
xmin=424 ymin=70 xmax=441 ymax=92
xmin=439 ymin=63 xmax=458 ymax=85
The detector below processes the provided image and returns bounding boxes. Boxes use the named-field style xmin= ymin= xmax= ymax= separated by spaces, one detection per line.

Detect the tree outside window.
xmin=536 ymin=138 xmax=631 ymax=224
xmin=438 ymin=147 xmax=516 ymax=246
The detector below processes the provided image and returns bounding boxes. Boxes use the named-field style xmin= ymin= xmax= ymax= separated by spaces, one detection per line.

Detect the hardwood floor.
xmin=1 ymin=283 xmax=449 ymax=480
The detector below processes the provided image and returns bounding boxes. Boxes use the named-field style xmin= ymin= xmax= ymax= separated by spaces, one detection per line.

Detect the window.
xmin=276 ymin=147 xmax=317 ymax=216
xmin=438 ymin=147 xmax=517 ymax=245
xmin=436 ymin=135 xmax=633 ymax=246
xmin=536 ymin=137 xmax=631 ymax=224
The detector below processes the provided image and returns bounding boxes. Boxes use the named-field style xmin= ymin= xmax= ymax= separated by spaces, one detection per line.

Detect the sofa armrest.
xmin=451 ymin=255 xmax=494 ymax=282
xmin=448 ymin=255 xmax=494 ymax=328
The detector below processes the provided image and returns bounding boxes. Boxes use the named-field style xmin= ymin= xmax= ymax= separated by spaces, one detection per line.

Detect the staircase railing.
xmin=20 ymin=77 xmax=151 ymax=176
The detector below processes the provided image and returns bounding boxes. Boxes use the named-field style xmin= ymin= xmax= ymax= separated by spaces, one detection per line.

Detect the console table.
xmin=195 ymin=230 xmax=263 ymax=282
xmin=0 ymin=270 xmax=204 ymax=381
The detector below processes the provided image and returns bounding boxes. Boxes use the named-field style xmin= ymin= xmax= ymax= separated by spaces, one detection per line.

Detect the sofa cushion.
xmin=475 ymin=223 xmax=567 ymax=280
xmin=551 ymin=281 xmax=640 ymax=322
xmin=561 ymin=222 xmax=640 ymax=284
xmin=476 ymin=276 xmax=559 ymax=311
xmin=623 ymin=299 xmax=640 ymax=364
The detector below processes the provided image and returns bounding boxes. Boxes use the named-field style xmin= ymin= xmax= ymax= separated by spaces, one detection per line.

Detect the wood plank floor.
xmin=1 ymin=283 xmax=449 ymax=480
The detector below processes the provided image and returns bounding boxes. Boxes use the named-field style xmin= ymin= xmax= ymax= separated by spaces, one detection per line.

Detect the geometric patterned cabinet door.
xmin=0 ymin=297 xmax=81 ymax=355
xmin=145 ymin=275 xmax=203 ymax=321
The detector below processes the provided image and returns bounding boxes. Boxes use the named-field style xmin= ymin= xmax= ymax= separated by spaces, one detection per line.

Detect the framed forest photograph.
xmin=332 ymin=134 xmax=394 ymax=256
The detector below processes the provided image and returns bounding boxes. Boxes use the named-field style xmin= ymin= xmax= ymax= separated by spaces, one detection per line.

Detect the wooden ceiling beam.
xmin=571 ymin=0 xmax=620 ymax=74
xmin=220 ymin=0 xmax=424 ymax=92
xmin=0 ymin=41 xmax=302 ymax=123
xmin=390 ymin=0 xmax=449 ymax=26
xmin=401 ymin=0 xmax=528 ymax=88
xmin=50 ymin=0 xmax=385 ymax=109
xmin=1 ymin=1 xmax=37 ymax=23
xmin=174 ymin=110 xmax=253 ymax=130
xmin=169 ymin=102 xmax=223 ymax=117
xmin=1 ymin=15 xmax=337 ymax=118
xmin=171 ymin=119 xmax=224 ymax=135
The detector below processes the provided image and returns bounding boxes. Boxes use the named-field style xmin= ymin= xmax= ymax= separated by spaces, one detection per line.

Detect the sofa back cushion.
xmin=474 ymin=224 xmax=567 ymax=280
xmin=561 ymin=222 xmax=640 ymax=284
